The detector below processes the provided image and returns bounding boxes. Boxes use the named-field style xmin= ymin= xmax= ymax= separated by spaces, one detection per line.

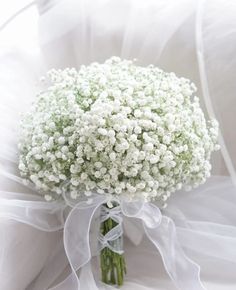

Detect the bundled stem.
xmin=100 ymin=204 xmax=126 ymax=286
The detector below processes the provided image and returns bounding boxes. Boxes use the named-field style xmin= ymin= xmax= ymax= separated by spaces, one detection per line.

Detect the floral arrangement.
xmin=18 ymin=57 xmax=219 ymax=286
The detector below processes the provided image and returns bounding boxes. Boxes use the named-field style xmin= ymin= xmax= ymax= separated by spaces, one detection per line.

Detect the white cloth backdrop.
xmin=0 ymin=0 xmax=236 ymax=289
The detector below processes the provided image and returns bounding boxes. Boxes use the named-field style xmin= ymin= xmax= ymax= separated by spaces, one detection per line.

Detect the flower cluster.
xmin=18 ymin=57 xmax=219 ymax=207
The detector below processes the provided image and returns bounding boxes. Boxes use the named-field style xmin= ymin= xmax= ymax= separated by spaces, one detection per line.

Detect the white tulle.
xmin=0 ymin=191 xmax=207 ymax=290
xmin=0 ymin=0 xmax=236 ymax=289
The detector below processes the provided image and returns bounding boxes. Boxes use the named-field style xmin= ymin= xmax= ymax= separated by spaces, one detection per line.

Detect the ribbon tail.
xmin=143 ymin=214 xmax=207 ymax=290
xmin=50 ymin=196 xmax=106 ymax=290
xmin=0 ymin=197 xmax=66 ymax=232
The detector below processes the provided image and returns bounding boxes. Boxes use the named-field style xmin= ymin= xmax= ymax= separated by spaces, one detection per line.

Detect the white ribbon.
xmin=0 ymin=193 xmax=206 ymax=290
xmin=98 ymin=204 xmax=124 ymax=255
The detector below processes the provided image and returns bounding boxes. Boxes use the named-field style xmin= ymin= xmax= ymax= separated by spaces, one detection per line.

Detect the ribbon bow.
xmin=0 ymin=194 xmax=206 ymax=290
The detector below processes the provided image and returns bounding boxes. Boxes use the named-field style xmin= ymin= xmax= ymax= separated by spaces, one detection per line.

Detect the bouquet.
xmin=18 ymin=57 xmax=219 ymax=287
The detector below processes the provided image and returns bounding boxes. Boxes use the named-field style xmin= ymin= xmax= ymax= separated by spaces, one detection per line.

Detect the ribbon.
xmin=0 ymin=193 xmax=206 ymax=290
xmin=98 ymin=204 xmax=124 ymax=255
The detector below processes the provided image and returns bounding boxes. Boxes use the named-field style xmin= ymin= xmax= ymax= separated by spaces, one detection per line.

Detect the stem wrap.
xmin=99 ymin=203 xmax=126 ymax=286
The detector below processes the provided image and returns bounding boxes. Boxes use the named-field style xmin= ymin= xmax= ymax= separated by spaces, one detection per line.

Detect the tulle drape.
xmin=1 ymin=0 xmax=236 ymax=289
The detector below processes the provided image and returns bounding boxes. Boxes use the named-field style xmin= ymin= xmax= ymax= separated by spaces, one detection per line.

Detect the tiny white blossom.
xmin=45 ymin=194 xmax=52 ymax=201
xmin=19 ymin=57 xmax=219 ymax=207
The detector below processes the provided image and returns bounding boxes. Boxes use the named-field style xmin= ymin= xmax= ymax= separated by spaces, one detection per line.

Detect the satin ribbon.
xmin=0 ymin=193 xmax=206 ymax=290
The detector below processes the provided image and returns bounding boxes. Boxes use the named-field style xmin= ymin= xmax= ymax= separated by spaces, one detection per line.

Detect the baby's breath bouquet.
xmin=18 ymin=57 xmax=219 ymax=286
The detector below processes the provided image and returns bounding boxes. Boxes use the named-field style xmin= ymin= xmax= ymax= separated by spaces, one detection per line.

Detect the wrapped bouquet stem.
xmin=0 ymin=191 xmax=211 ymax=290
xmin=99 ymin=203 xmax=126 ymax=286
xmin=18 ymin=57 xmax=219 ymax=288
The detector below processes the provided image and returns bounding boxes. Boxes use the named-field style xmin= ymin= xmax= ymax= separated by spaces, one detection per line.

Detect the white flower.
xmin=19 ymin=57 xmax=219 ymax=208
xmin=58 ymin=137 xmax=66 ymax=145
xmin=109 ymin=152 xmax=116 ymax=161
xmin=143 ymin=143 xmax=154 ymax=152
xmin=98 ymin=128 xmax=108 ymax=136
xmin=44 ymin=194 xmax=52 ymax=201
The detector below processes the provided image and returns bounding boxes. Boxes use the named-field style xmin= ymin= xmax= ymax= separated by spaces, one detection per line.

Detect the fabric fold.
xmin=0 ymin=192 xmax=207 ymax=290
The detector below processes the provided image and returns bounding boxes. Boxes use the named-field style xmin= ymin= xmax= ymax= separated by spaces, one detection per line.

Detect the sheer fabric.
xmin=0 ymin=0 xmax=236 ymax=289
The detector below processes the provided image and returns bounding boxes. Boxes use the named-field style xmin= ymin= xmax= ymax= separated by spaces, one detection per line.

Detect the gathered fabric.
xmin=0 ymin=192 xmax=208 ymax=290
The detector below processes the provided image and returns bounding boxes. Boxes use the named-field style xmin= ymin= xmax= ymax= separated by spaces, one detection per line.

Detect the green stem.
xmin=100 ymin=204 xmax=126 ymax=286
